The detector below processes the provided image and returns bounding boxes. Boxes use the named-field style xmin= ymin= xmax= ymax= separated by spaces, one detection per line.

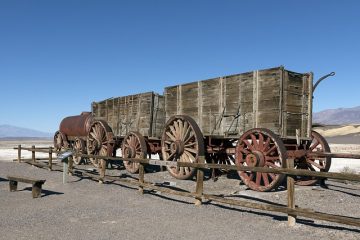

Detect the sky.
xmin=0 ymin=0 xmax=359 ymax=133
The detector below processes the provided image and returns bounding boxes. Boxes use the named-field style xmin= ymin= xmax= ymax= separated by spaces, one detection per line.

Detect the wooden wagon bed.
xmin=91 ymin=92 xmax=165 ymax=139
xmin=164 ymin=66 xmax=313 ymax=140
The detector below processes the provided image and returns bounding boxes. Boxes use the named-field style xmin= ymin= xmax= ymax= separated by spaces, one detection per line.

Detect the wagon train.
xmin=54 ymin=66 xmax=335 ymax=191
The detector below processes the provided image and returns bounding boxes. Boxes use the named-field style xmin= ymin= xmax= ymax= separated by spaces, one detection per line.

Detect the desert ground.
xmin=0 ymin=156 xmax=360 ymax=239
xmin=0 ymin=131 xmax=359 ymax=240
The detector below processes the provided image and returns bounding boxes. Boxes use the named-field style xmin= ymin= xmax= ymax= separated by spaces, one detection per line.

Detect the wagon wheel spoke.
xmin=166 ymin=131 xmax=177 ymax=142
xmin=184 ymin=147 xmax=197 ymax=154
xmin=167 ymin=152 xmax=176 ymax=161
xmin=265 ymin=161 xmax=280 ymax=168
xmin=263 ymin=137 xmax=271 ymax=151
xmin=250 ymin=134 xmax=258 ymax=149
xmin=265 ymin=156 xmax=280 ymax=162
xmin=309 ymin=139 xmax=320 ymax=151
xmin=264 ymin=145 xmax=277 ymax=156
xmin=184 ymin=142 xmax=196 ymax=147
xmin=181 ymin=121 xmax=189 ymax=141
xmin=262 ymin=173 xmax=270 ymax=186
xmin=243 ymin=139 xmax=255 ymax=151
xmin=256 ymin=172 xmax=261 ymax=185
xmin=258 ymin=133 xmax=264 ymax=150
xmin=184 ymin=133 xmax=195 ymax=144
xmin=306 ymin=159 xmax=324 ymax=170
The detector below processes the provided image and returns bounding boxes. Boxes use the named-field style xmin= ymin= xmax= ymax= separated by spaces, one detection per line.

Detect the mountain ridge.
xmin=0 ymin=124 xmax=52 ymax=138
xmin=313 ymin=106 xmax=360 ymax=125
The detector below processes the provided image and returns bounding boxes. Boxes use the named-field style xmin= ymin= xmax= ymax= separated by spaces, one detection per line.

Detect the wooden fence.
xmin=13 ymin=145 xmax=360 ymax=228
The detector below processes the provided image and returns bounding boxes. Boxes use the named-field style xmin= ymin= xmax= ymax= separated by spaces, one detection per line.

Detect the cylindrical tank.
xmin=59 ymin=112 xmax=94 ymax=137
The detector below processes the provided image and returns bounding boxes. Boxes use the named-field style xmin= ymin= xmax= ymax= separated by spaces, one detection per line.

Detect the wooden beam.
xmin=287 ymin=158 xmax=296 ymax=226
xmin=49 ymin=148 xmax=53 ymax=171
xmin=203 ymin=194 xmax=360 ymax=227
xmin=194 ymin=156 xmax=205 ymax=206
xmin=138 ymin=163 xmax=145 ymax=194
xmin=17 ymin=145 xmax=21 ymax=163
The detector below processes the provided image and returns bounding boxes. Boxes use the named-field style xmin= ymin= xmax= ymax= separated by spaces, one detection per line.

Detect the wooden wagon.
xmin=89 ymin=92 xmax=165 ymax=172
xmin=55 ymin=66 xmax=333 ymax=191
xmin=162 ymin=66 xmax=330 ymax=191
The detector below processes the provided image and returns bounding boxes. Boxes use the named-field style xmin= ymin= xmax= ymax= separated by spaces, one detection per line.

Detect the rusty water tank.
xmin=59 ymin=112 xmax=94 ymax=137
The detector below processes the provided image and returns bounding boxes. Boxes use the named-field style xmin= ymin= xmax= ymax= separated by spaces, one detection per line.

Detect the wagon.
xmin=54 ymin=66 xmax=334 ymax=191
xmin=162 ymin=66 xmax=331 ymax=191
xmin=89 ymin=92 xmax=165 ymax=172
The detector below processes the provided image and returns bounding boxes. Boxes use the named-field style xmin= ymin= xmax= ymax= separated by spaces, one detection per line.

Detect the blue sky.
xmin=1 ymin=0 xmax=359 ymax=133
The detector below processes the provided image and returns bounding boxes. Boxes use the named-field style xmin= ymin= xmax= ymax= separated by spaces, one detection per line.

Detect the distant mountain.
xmin=313 ymin=106 xmax=360 ymax=125
xmin=0 ymin=125 xmax=52 ymax=138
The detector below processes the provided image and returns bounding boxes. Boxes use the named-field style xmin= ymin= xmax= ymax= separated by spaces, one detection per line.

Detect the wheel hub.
xmin=124 ymin=147 xmax=136 ymax=158
xmin=245 ymin=151 xmax=265 ymax=167
xmin=170 ymin=140 xmax=184 ymax=156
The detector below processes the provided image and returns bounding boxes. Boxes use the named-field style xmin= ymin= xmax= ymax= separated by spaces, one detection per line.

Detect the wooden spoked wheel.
xmin=86 ymin=120 xmax=114 ymax=168
xmin=53 ymin=131 xmax=69 ymax=151
xmin=235 ymin=128 xmax=287 ymax=192
xmin=294 ymin=131 xmax=331 ymax=186
xmin=73 ymin=137 xmax=86 ymax=165
xmin=161 ymin=115 xmax=205 ymax=180
xmin=122 ymin=132 xmax=147 ymax=174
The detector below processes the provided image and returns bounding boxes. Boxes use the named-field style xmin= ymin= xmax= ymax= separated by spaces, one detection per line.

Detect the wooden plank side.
xmin=162 ymin=66 xmax=311 ymax=139
xmin=180 ymin=82 xmax=199 ymax=123
xmin=283 ymin=70 xmax=311 ymax=138
xmin=239 ymin=72 xmax=254 ymax=135
xmin=93 ymin=92 xmax=163 ymax=138
xmin=256 ymin=68 xmax=282 ymax=135
xmin=164 ymin=86 xmax=178 ymax=119
xmin=222 ymin=75 xmax=241 ymax=136
xmin=201 ymin=78 xmax=221 ymax=135
xmin=152 ymin=94 xmax=165 ymax=138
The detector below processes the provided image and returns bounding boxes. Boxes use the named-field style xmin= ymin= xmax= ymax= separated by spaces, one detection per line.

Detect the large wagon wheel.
xmin=161 ymin=115 xmax=205 ymax=180
xmin=295 ymin=131 xmax=331 ymax=186
xmin=235 ymin=128 xmax=287 ymax=192
xmin=73 ymin=137 xmax=86 ymax=165
xmin=122 ymin=132 xmax=147 ymax=174
xmin=53 ymin=131 xmax=69 ymax=152
xmin=86 ymin=120 xmax=114 ymax=168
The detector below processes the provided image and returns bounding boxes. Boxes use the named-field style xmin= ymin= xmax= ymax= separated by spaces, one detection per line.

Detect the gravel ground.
xmin=0 ymin=161 xmax=360 ymax=240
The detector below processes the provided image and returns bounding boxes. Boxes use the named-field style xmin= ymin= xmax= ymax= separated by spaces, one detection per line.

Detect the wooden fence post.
xmin=287 ymin=158 xmax=296 ymax=226
xmin=18 ymin=145 xmax=21 ymax=163
xmin=48 ymin=147 xmax=53 ymax=171
xmin=68 ymin=156 xmax=73 ymax=176
xmin=99 ymin=159 xmax=106 ymax=183
xmin=194 ymin=156 xmax=205 ymax=206
xmin=31 ymin=145 xmax=35 ymax=163
xmin=138 ymin=163 xmax=145 ymax=194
